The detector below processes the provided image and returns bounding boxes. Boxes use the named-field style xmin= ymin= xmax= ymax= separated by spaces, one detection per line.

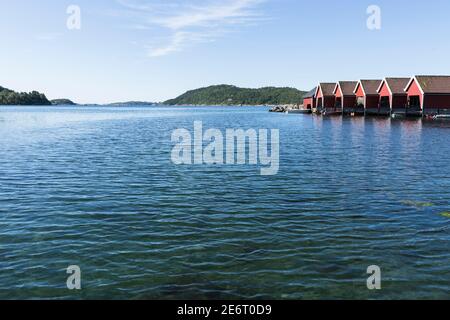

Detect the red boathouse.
xmin=334 ymin=81 xmax=358 ymax=115
xmin=377 ymin=78 xmax=409 ymax=115
xmin=315 ymin=83 xmax=336 ymax=113
xmin=404 ymin=76 xmax=450 ymax=116
xmin=354 ymin=80 xmax=382 ymax=115
xmin=302 ymin=87 xmax=316 ymax=110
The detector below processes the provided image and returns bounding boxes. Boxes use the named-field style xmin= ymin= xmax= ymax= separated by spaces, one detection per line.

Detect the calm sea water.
xmin=0 ymin=106 xmax=449 ymax=300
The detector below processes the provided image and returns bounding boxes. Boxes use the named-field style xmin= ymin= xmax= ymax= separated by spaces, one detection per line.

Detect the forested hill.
xmin=0 ymin=86 xmax=51 ymax=105
xmin=164 ymin=85 xmax=306 ymax=106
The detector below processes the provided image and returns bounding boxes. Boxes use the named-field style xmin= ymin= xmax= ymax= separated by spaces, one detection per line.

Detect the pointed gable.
xmin=337 ymin=81 xmax=358 ymax=96
xmin=354 ymin=82 xmax=365 ymax=97
xmin=384 ymin=78 xmax=410 ymax=94
xmin=378 ymin=80 xmax=391 ymax=97
xmin=318 ymin=83 xmax=337 ymax=97
xmin=359 ymin=80 xmax=382 ymax=95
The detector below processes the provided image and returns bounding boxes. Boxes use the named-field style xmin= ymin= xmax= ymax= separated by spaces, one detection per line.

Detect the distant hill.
xmin=0 ymin=86 xmax=51 ymax=105
xmin=51 ymin=99 xmax=77 ymax=105
xmin=107 ymin=101 xmax=158 ymax=107
xmin=164 ymin=85 xmax=306 ymax=106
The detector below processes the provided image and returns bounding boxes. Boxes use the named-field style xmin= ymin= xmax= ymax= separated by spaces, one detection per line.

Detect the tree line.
xmin=165 ymin=85 xmax=306 ymax=106
xmin=0 ymin=86 xmax=51 ymax=105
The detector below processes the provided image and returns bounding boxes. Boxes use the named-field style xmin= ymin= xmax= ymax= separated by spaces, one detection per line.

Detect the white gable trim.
xmin=354 ymin=81 xmax=366 ymax=96
xmin=315 ymin=84 xmax=322 ymax=98
xmin=404 ymin=76 xmax=425 ymax=95
xmin=333 ymin=83 xmax=339 ymax=95
xmin=377 ymin=78 xmax=393 ymax=95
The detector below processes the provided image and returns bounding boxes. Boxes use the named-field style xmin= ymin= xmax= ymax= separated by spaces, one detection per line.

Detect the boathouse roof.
xmin=405 ymin=76 xmax=450 ymax=94
xmin=379 ymin=78 xmax=410 ymax=94
xmin=355 ymin=80 xmax=382 ymax=95
xmin=335 ymin=81 xmax=358 ymax=96
xmin=318 ymin=83 xmax=337 ymax=96
xmin=303 ymin=87 xmax=317 ymax=98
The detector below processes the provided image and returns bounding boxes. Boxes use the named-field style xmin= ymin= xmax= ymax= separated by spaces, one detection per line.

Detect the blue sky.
xmin=1 ymin=0 xmax=450 ymax=104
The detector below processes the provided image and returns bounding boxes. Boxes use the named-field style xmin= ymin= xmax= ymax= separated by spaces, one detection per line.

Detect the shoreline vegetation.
xmin=164 ymin=85 xmax=306 ymax=106
xmin=0 ymin=84 xmax=306 ymax=107
xmin=51 ymin=99 xmax=77 ymax=105
xmin=0 ymin=86 xmax=51 ymax=106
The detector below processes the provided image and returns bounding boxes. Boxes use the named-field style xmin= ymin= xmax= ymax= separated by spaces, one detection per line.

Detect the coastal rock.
xmin=269 ymin=104 xmax=299 ymax=113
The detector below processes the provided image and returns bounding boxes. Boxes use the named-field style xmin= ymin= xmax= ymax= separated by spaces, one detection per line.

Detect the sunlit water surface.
xmin=0 ymin=106 xmax=449 ymax=299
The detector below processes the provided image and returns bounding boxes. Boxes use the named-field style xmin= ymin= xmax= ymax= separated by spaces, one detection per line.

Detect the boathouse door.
xmin=335 ymin=97 xmax=342 ymax=108
xmin=357 ymin=97 xmax=364 ymax=108
xmin=317 ymin=98 xmax=323 ymax=109
xmin=409 ymin=96 xmax=420 ymax=109
xmin=380 ymin=96 xmax=390 ymax=108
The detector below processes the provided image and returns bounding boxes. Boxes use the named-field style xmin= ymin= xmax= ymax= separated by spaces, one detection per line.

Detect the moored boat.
xmin=391 ymin=112 xmax=406 ymax=119
xmin=433 ymin=114 xmax=450 ymax=120
xmin=321 ymin=110 xmax=342 ymax=116
xmin=286 ymin=109 xmax=312 ymax=114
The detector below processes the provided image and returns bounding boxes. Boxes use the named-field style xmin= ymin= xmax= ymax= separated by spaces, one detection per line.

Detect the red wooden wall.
xmin=303 ymin=97 xmax=315 ymax=109
xmin=423 ymin=95 xmax=450 ymax=109
xmin=406 ymin=79 xmax=423 ymax=109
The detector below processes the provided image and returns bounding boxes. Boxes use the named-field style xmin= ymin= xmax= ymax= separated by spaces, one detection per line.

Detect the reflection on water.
xmin=0 ymin=106 xmax=449 ymax=300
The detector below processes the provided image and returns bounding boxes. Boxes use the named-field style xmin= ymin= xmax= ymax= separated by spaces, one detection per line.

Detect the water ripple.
xmin=0 ymin=106 xmax=449 ymax=299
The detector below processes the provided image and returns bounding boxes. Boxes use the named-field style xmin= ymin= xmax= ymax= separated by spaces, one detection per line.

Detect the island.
xmin=106 ymin=101 xmax=158 ymax=107
xmin=1 ymin=84 xmax=306 ymax=108
xmin=0 ymin=86 xmax=51 ymax=105
xmin=51 ymin=99 xmax=77 ymax=106
xmin=164 ymin=85 xmax=306 ymax=106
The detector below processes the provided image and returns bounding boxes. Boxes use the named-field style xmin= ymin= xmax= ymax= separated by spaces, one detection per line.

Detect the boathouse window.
xmin=335 ymin=97 xmax=342 ymax=108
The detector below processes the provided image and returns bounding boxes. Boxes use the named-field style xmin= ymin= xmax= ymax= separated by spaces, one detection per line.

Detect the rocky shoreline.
xmin=269 ymin=104 xmax=301 ymax=113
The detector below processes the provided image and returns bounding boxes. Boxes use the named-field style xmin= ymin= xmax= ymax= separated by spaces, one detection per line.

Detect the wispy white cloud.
xmin=35 ymin=32 xmax=63 ymax=42
xmin=116 ymin=0 xmax=266 ymax=57
xmin=146 ymin=30 xmax=215 ymax=57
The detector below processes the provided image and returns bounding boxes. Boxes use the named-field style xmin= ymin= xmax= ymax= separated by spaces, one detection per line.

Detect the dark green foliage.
xmin=165 ymin=85 xmax=306 ymax=106
xmin=0 ymin=86 xmax=51 ymax=105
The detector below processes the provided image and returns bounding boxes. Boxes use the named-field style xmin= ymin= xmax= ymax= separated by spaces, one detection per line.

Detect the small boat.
xmin=433 ymin=114 xmax=450 ymax=120
xmin=286 ymin=109 xmax=311 ymax=114
xmin=391 ymin=113 xmax=406 ymax=119
xmin=322 ymin=110 xmax=342 ymax=116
